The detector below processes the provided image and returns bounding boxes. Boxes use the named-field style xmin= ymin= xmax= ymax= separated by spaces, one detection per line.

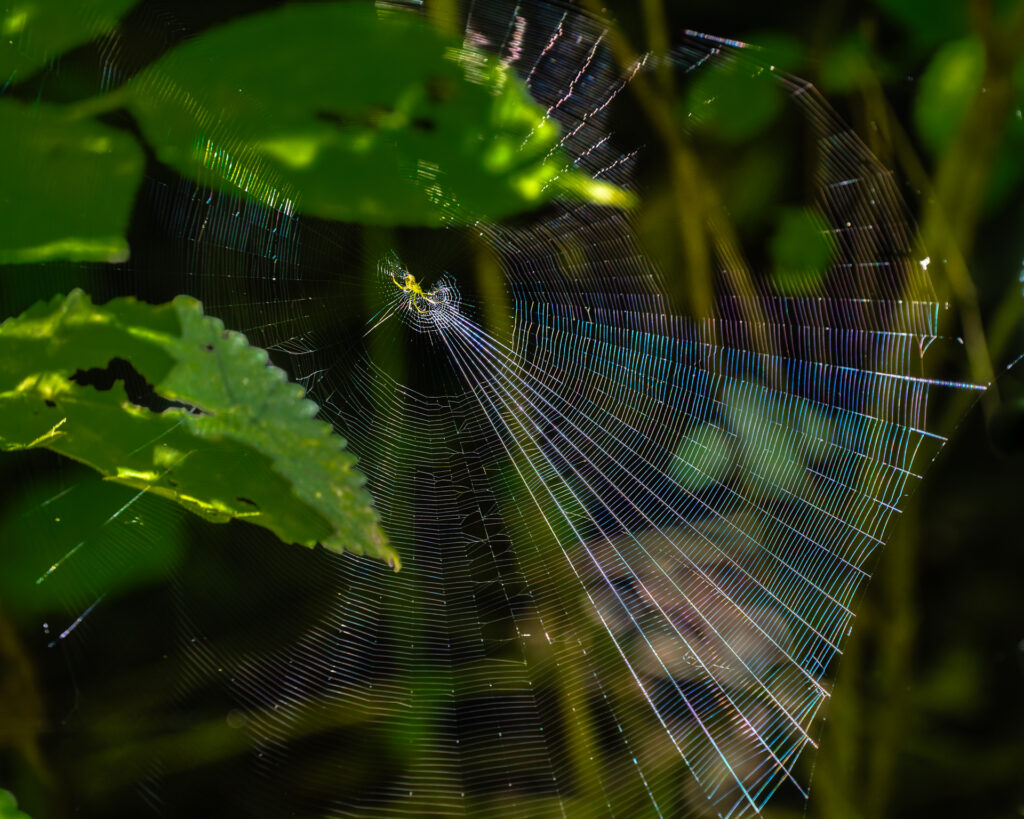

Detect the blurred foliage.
xmin=125 ymin=2 xmax=633 ymax=227
xmin=0 ymin=789 xmax=31 ymax=819
xmin=769 ymin=207 xmax=836 ymax=295
xmin=0 ymin=0 xmax=633 ymax=267
xmin=913 ymin=36 xmax=986 ymax=154
xmin=685 ymin=59 xmax=786 ymax=143
xmin=0 ymin=464 xmax=186 ymax=619
xmin=0 ymin=611 xmax=45 ymax=784
xmin=0 ymin=99 xmax=143 ymax=264
xmin=0 ymin=0 xmax=138 ymax=80
xmin=818 ymin=33 xmax=875 ymax=93
xmin=1 ymin=0 xmax=1023 ymax=818
xmin=0 ymin=289 xmax=393 ymax=566
xmin=672 ymin=422 xmax=733 ymax=491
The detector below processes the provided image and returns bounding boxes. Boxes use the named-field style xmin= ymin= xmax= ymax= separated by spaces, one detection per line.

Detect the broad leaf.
xmin=0 ymin=98 xmax=143 ymax=264
xmin=124 ymin=2 xmax=632 ymax=227
xmin=914 ymin=36 xmax=986 ymax=155
xmin=685 ymin=60 xmax=784 ymax=143
xmin=1 ymin=0 xmax=139 ymax=83
xmin=0 ymin=290 xmax=395 ymax=567
xmin=0 ymin=789 xmax=31 ymax=819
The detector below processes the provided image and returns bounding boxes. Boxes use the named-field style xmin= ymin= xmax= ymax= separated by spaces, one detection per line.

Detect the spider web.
xmin=9 ymin=1 xmax=986 ymax=817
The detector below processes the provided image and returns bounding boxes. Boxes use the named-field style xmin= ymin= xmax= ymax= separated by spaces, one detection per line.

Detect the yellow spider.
xmin=391 ymin=269 xmax=437 ymax=314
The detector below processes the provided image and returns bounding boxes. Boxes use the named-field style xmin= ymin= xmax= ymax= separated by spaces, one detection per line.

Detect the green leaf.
xmin=1 ymin=0 xmax=139 ymax=83
xmin=0 ymin=789 xmax=30 ymax=819
xmin=123 ymin=2 xmax=632 ymax=227
xmin=685 ymin=59 xmax=784 ymax=143
xmin=0 ymin=98 xmax=143 ymax=264
xmin=748 ymin=33 xmax=804 ymax=74
xmin=769 ymin=206 xmax=836 ymax=295
xmin=0 ymin=290 xmax=395 ymax=568
xmin=914 ymin=36 xmax=986 ymax=155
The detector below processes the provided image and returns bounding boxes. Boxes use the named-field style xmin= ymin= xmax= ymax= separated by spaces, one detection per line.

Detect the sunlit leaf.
xmin=914 ymin=36 xmax=985 ymax=155
xmin=123 ymin=2 xmax=632 ymax=227
xmin=769 ymin=206 xmax=836 ymax=294
xmin=0 ymin=290 xmax=396 ymax=567
xmin=0 ymin=99 xmax=143 ymax=265
xmin=0 ymin=0 xmax=139 ymax=83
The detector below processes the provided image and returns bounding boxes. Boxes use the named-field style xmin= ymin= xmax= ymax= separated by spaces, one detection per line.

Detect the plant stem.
xmin=61 ymin=87 xmax=131 ymax=121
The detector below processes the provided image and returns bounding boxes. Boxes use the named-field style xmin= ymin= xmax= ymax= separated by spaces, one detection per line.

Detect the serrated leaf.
xmin=1 ymin=0 xmax=139 ymax=83
xmin=0 ymin=290 xmax=395 ymax=567
xmin=0 ymin=98 xmax=143 ymax=264
xmin=123 ymin=2 xmax=633 ymax=227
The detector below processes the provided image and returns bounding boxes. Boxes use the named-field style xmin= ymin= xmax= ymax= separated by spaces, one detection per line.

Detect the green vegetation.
xmin=0 ymin=99 xmax=143 ymax=264
xmin=0 ymin=289 xmax=394 ymax=566
xmin=124 ymin=2 xmax=633 ymax=227
xmin=0 ymin=0 xmax=138 ymax=79
xmin=0 ymin=0 xmax=1022 ymax=817
xmin=0 ymin=0 xmax=632 ymax=569
xmin=0 ymin=788 xmax=31 ymax=819
xmin=1 ymin=0 xmax=632 ymax=267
